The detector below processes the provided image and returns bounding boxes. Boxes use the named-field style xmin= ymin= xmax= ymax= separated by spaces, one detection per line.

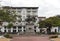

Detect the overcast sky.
xmin=0 ymin=0 xmax=60 ymax=18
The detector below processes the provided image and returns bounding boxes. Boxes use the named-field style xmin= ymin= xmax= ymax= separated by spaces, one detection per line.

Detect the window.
xmin=34 ymin=30 xmax=36 ymax=32
xmin=24 ymin=26 xmax=25 ymax=29
xmin=32 ymin=11 xmax=37 ymax=14
xmin=29 ymin=28 xmax=32 ymax=30
xmin=34 ymin=26 xmax=36 ymax=29
xmin=27 ymin=11 xmax=31 ymax=14
xmin=18 ymin=30 xmax=22 ymax=32
xmin=18 ymin=26 xmax=22 ymax=29
xmin=18 ymin=11 xmax=21 ymax=13
xmin=0 ymin=28 xmax=1 ymax=32
xmin=27 ymin=8 xmax=31 ymax=9
xmin=27 ymin=11 xmax=31 ymax=13
xmin=18 ymin=20 xmax=21 ymax=22
xmin=13 ymin=26 xmax=16 ymax=29
xmin=22 ymin=16 xmax=25 ymax=19
xmin=8 ymin=30 xmax=11 ymax=33
xmin=4 ymin=30 xmax=6 ymax=32
xmin=13 ymin=30 xmax=16 ymax=32
xmin=4 ymin=26 xmax=7 ymax=29
xmin=24 ymin=30 xmax=26 ymax=32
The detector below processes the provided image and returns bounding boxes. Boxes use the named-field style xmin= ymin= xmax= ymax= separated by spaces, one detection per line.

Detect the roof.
xmin=38 ymin=17 xmax=46 ymax=18
xmin=3 ymin=6 xmax=39 ymax=9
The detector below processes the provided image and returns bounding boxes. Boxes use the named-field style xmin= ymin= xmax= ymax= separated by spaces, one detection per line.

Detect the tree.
xmin=45 ymin=16 xmax=60 ymax=27
xmin=0 ymin=8 xmax=17 ymax=27
xmin=7 ymin=23 xmax=13 ymax=28
xmin=25 ymin=15 xmax=32 ymax=23
xmin=25 ymin=15 xmax=37 ymax=23
xmin=4 ymin=33 xmax=12 ymax=38
xmin=39 ymin=21 xmax=46 ymax=28
xmin=32 ymin=16 xmax=37 ymax=22
xmin=0 ymin=9 xmax=16 ymax=22
xmin=39 ymin=15 xmax=60 ymax=34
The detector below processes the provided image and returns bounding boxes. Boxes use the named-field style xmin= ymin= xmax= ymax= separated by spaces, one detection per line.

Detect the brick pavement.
xmin=11 ymin=36 xmax=50 ymax=41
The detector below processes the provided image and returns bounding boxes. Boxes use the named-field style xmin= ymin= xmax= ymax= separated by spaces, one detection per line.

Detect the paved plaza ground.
xmin=0 ymin=35 xmax=60 ymax=41
xmin=0 ymin=38 xmax=10 ymax=41
xmin=11 ymin=36 xmax=50 ymax=41
xmin=51 ymin=38 xmax=60 ymax=41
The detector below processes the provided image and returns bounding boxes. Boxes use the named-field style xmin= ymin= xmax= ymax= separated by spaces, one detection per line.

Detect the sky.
xmin=0 ymin=0 xmax=60 ymax=18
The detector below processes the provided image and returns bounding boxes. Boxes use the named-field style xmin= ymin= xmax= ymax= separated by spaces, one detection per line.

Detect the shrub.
xmin=50 ymin=32 xmax=59 ymax=35
xmin=51 ymin=32 xmax=56 ymax=34
xmin=7 ymin=23 xmax=13 ymax=28
xmin=4 ymin=34 xmax=12 ymax=38
xmin=49 ymin=35 xmax=58 ymax=38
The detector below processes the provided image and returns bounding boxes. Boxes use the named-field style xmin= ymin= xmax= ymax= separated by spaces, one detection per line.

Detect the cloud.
xmin=38 ymin=0 xmax=60 ymax=18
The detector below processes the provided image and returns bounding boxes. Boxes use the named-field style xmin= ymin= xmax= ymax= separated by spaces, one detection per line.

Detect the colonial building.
xmin=38 ymin=17 xmax=46 ymax=21
xmin=0 ymin=6 xmax=39 ymax=34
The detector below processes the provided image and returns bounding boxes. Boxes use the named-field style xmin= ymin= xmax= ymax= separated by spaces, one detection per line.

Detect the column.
xmin=6 ymin=28 xmax=8 ymax=32
xmin=16 ymin=26 xmax=18 ymax=32
xmin=36 ymin=17 xmax=39 ymax=23
xmin=1 ymin=27 xmax=4 ymax=32
xmin=22 ymin=26 xmax=24 ymax=32
xmin=36 ymin=27 xmax=40 ymax=32
xmin=11 ymin=27 xmax=13 ymax=32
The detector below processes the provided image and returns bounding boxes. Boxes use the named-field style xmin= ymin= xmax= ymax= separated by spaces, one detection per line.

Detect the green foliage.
xmin=39 ymin=21 xmax=46 ymax=28
xmin=32 ymin=16 xmax=36 ymax=22
xmin=39 ymin=16 xmax=60 ymax=28
xmin=49 ymin=35 xmax=58 ymax=38
xmin=4 ymin=34 xmax=12 ymax=38
xmin=26 ymin=15 xmax=36 ymax=23
xmin=26 ymin=15 xmax=32 ymax=22
xmin=45 ymin=16 xmax=60 ymax=27
xmin=7 ymin=23 xmax=13 ymax=28
xmin=0 ymin=9 xmax=16 ymax=22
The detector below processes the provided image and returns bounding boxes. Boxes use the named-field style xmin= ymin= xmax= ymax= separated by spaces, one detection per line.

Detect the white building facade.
xmin=0 ymin=6 xmax=39 ymax=34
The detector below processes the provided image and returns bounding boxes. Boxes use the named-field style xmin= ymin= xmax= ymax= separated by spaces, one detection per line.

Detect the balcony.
xmin=2 ymin=22 xmax=9 ymax=26
xmin=18 ymin=26 xmax=22 ymax=30
xmin=21 ymin=22 xmax=26 ymax=26
xmin=27 ymin=9 xmax=31 ymax=11
xmin=13 ymin=26 xmax=16 ymax=30
xmin=32 ymin=9 xmax=37 ymax=11
xmin=13 ymin=22 xmax=22 ymax=26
